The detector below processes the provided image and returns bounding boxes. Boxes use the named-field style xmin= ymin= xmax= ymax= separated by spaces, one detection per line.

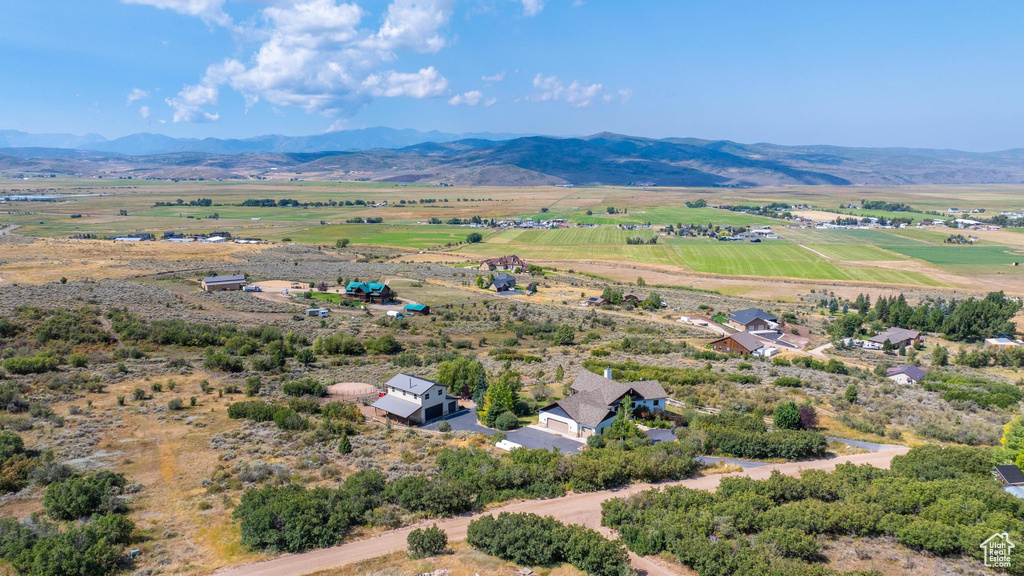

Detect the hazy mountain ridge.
xmin=0 ymin=129 xmax=1021 ymax=186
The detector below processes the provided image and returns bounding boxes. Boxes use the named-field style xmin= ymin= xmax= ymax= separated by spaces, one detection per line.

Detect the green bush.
xmin=407 ymin=524 xmax=447 ymax=558
xmin=494 ymin=411 xmax=520 ymax=430
xmin=234 ymin=470 xmax=386 ymax=552
xmin=2 ymin=355 xmax=59 ymax=375
xmin=282 ymin=378 xmax=327 ymax=397
xmin=67 ymin=354 xmax=89 ymax=368
xmin=774 ymin=377 xmax=802 ymax=388
xmin=43 ymin=472 xmax=127 ymax=520
xmin=773 ymin=402 xmax=801 ymax=430
xmin=467 ymin=513 xmax=632 ymax=576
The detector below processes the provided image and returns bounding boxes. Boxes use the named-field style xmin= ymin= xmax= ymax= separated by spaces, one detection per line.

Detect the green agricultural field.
xmin=456 ymin=235 xmax=942 ymax=286
xmin=879 ymin=245 xmax=1024 ymax=272
xmin=802 ymin=244 xmax=910 ymax=261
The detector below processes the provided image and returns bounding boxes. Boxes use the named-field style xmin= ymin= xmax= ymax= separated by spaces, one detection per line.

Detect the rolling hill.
xmin=0 ymin=130 xmax=1020 ymax=186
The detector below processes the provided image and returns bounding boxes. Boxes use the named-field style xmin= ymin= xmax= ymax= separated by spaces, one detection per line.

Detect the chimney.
xmin=603 ymin=367 xmax=613 ymax=380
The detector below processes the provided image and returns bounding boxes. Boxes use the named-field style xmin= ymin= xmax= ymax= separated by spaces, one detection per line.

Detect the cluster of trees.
xmin=677 ymin=412 xmax=828 ymax=461
xmin=954 ymin=344 xmax=1024 ymax=368
xmin=684 ymin=199 xmax=708 ymax=208
xmin=603 ymin=445 xmax=1018 ymax=576
xmin=312 ymin=332 xmax=403 ymax=356
xmin=0 ymin=471 xmax=135 ymax=576
xmin=227 ymin=397 xmax=362 ymax=433
xmin=919 ymin=372 xmax=1023 ymax=409
xmin=624 ymin=236 xmax=657 ymax=245
xmin=829 ymin=292 xmax=1020 ymax=343
xmin=861 ymin=200 xmax=913 ymax=211
xmin=345 ymin=216 xmax=384 ymax=223
xmin=467 ymin=513 xmax=633 ymax=576
xmin=155 ymin=197 xmax=213 ymax=207
xmin=234 ymin=443 xmax=698 ymax=554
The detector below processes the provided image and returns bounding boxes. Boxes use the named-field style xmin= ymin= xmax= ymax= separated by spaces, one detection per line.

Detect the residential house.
xmin=995 ymin=465 xmax=1024 ymax=487
xmin=345 ymin=281 xmax=392 ymax=303
xmin=726 ymin=308 xmax=779 ymax=332
xmin=866 ymin=327 xmax=921 ymax=350
xmin=403 ymin=304 xmax=430 ymax=316
xmin=538 ymin=368 xmax=667 ymax=438
xmin=201 ymin=274 xmax=247 ymax=292
xmin=584 ymin=296 xmax=607 ymax=307
xmin=490 ymin=273 xmax=517 ymax=292
xmin=371 ymin=374 xmax=459 ymax=425
xmin=479 ymin=255 xmax=527 ymax=272
xmin=622 ymin=293 xmax=642 ymax=304
xmin=710 ymin=332 xmax=766 ymax=355
xmin=886 ymin=365 xmax=926 ymax=385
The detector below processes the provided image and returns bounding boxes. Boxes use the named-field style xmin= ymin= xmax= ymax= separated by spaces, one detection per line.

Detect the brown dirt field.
xmin=27 ymin=373 xmax=268 ymax=574
xmin=0 ymin=237 xmax=261 ymax=284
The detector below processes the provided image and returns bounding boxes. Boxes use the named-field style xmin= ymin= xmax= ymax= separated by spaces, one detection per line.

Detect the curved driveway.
xmin=212 ymin=446 xmax=908 ymax=576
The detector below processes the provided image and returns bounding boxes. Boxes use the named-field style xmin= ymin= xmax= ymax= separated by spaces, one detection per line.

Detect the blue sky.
xmin=0 ymin=1 xmax=1021 ymax=150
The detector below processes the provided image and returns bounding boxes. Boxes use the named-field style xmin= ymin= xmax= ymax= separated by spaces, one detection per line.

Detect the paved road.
xmin=212 ymin=446 xmax=908 ymax=576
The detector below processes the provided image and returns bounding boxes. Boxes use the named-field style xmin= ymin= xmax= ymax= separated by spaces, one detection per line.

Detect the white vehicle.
xmin=242 ymin=285 xmax=262 ymax=292
xmin=386 ymin=310 xmax=405 ymax=318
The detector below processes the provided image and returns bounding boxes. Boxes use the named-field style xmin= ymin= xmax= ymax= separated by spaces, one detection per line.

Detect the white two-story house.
xmin=371 ymin=373 xmax=459 ymax=425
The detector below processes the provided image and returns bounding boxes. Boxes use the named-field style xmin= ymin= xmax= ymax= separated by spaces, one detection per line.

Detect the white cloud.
xmin=521 ymin=0 xmax=544 ymax=16
xmin=481 ymin=70 xmax=506 ymax=82
xmin=618 ymin=88 xmax=632 ymax=103
xmin=363 ymin=67 xmax=448 ymax=98
xmin=126 ymin=88 xmax=149 ymax=105
xmin=531 ymin=73 xmax=602 ymax=107
xmin=139 ymin=106 xmax=151 ymax=119
xmin=367 ymin=0 xmax=455 ymax=54
xmin=139 ymin=0 xmax=461 ymax=121
xmin=448 ymin=90 xmax=483 ymax=106
xmin=121 ymin=0 xmax=231 ymax=27
xmin=166 ymin=59 xmax=244 ymax=122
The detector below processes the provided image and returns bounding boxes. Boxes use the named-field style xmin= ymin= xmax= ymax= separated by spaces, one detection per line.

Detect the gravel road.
xmin=212 ymin=446 xmax=909 ymax=576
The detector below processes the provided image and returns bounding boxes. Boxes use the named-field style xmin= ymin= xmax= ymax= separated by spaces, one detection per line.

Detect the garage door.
xmin=448 ymin=401 xmax=457 ymax=413
xmin=580 ymin=427 xmax=594 ymax=439
xmin=424 ymin=404 xmax=443 ymax=421
xmin=545 ymin=418 xmax=570 ymax=435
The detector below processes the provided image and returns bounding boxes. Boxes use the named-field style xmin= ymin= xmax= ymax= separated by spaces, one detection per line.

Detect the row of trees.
xmin=603 ymin=445 xmax=1020 ymax=576
xmin=830 ymin=292 xmax=1020 ymax=342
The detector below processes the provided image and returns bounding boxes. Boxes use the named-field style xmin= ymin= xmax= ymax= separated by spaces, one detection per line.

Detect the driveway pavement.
xmin=423 ymin=410 xmax=584 ymax=453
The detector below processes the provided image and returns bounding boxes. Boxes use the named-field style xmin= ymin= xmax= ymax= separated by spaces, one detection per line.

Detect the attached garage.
xmin=545 ymin=418 xmax=571 ymax=435
xmin=447 ymin=400 xmax=457 ymax=413
xmin=424 ymin=404 xmax=443 ymax=422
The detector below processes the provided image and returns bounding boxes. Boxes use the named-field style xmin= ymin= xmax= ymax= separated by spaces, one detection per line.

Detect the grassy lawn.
xmin=878 ymin=244 xmax=1024 ymax=272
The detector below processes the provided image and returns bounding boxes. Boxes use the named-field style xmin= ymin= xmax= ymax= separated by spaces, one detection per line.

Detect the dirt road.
xmin=212 ymin=446 xmax=908 ymax=576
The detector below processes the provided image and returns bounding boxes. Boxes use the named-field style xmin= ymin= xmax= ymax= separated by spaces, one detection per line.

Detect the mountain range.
xmin=0 ymin=128 xmax=1021 ymax=187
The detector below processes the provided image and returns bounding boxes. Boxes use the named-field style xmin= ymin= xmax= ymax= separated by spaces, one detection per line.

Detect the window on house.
xmin=425 ymin=393 xmax=430 ymax=399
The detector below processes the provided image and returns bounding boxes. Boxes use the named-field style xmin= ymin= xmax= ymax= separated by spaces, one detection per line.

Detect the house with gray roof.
xmin=371 ymin=373 xmax=459 ymax=425
xmin=726 ymin=307 xmax=778 ymax=331
xmin=490 ymin=272 xmax=517 ymax=292
xmin=538 ymin=368 xmax=667 ymax=439
xmin=886 ymin=365 xmax=927 ymax=385
xmin=866 ymin=327 xmax=922 ymax=350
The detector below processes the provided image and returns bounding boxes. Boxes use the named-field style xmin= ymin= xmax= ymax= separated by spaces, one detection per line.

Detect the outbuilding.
xmin=201 ymin=274 xmax=247 ymax=292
